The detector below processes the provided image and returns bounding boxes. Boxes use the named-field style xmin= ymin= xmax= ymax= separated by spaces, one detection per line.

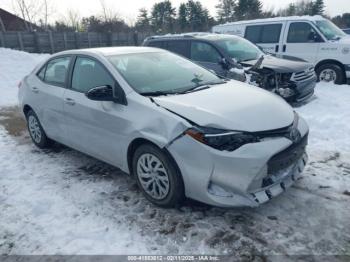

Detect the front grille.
xmin=267 ymin=134 xmax=308 ymax=174
xmin=291 ymin=67 xmax=315 ymax=82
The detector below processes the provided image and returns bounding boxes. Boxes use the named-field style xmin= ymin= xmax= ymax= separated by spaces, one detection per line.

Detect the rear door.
xmin=190 ymin=40 xmax=226 ymax=76
xmin=28 ymin=56 xmax=71 ymax=143
xmin=281 ymin=21 xmax=322 ymax=63
xmin=63 ymin=56 xmax=125 ymax=165
xmin=245 ymin=23 xmax=285 ymax=55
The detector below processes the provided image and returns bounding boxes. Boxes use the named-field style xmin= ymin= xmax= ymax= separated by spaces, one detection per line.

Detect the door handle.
xmin=64 ymin=98 xmax=76 ymax=106
xmin=31 ymin=86 xmax=39 ymax=93
xmin=282 ymin=44 xmax=286 ymax=52
xmin=275 ymin=45 xmax=279 ymax=53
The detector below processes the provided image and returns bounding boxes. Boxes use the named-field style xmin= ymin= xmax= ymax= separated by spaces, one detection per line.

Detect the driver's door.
xmin=281 ymin=21 xmax=322 ymax=63
xmin=63 ymin=56 xmax=124 ymax=165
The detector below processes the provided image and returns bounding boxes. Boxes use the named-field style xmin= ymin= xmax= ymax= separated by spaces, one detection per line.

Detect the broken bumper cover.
xmin=167 ymin=116 xmax=309 ymax=208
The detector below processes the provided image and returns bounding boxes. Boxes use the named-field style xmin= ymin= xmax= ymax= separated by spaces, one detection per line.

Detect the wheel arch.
xmin=126 ymin=138 xmax=184 ymax=184
xmin=23 ymin=104 xmax=33 ymax=117
xmin=315 ymin=59 xmax=345 ymax=73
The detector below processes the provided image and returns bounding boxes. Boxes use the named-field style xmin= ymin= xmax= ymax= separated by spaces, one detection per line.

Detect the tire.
xmin=316 ymin=63 xmax=345 ymax=84
xmin=26 ymin=110 xmax=53 ymax=149
xmin=132 ymin=144 xmax=185 ymax=208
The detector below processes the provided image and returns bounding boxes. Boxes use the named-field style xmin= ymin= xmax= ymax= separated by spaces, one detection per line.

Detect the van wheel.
xmin=316 ymin=64 xmax=345 ymax=84
xmin=26 ymin=110 xmax=53 ymax=149
xmin=132 ymin=144 xmax=185 ymax=208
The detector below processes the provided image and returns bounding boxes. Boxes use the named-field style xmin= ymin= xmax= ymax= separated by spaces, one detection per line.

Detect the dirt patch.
xmin=0 ymin=106 xmax=26 ymax=136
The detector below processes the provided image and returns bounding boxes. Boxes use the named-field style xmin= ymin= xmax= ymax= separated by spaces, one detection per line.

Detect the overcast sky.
xmin=1 ymin=0 xmax=349 ymax=24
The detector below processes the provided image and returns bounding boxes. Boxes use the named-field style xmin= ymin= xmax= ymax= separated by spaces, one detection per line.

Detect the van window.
xmin=261 ymin=24 xmax=282 ymax=43
xmin=191 ymin=42 xmax=222 ymax=63
xmin=167 ymin=40 xmax=190 ymax=57
xmin=245 ymin=25 xmax=262 ymax=43
xmin=287 ymin=22 xmax=320 ymax=43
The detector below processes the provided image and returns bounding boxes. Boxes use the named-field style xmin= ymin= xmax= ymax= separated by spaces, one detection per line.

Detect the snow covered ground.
xmin=0 ymin=48 xmax=349 ymax=257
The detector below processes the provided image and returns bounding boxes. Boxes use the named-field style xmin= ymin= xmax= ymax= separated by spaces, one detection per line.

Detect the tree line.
xmin=12 ymin=0 xmax=350 ymax=34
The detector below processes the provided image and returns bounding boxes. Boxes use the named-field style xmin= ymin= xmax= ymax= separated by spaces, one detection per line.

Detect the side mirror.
xmin=308 ymin=31 xmax=322 ymax=42
xmin=86 ymin=84 xmax=127 ymax=105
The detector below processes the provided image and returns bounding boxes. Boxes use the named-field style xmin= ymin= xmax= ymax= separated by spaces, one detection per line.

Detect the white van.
xmin=213 ymin=15 xmax=350 ymax=84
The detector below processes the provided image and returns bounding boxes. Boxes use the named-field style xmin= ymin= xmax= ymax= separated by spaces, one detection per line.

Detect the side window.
xmin=43 ymin=57 xmax=71 ymax=86
xmin=245 ymin=25 xmax=263 ymax=43
xmin=260 ymin=24 xmax=282 ymax=43
xmin=245 ymin=24 xmax=282 ymax=43
xmin=191 ymin=42 xmax=222 ymax=63
xmin=287 ymin=22 xmax=320 ymax=43
xmin=37 ymin=66 xmax=46 ymax=81
xmin=71 ymin=57 xmax=115 ymax=93
xmin=166 ymin=40 xmax=190 ymax=58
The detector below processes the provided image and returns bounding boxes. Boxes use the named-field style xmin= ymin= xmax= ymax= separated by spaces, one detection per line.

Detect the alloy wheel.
xmin=28 ymin=115 xmax=42 ymax=143
xmin=136 ymin=153 xmax=170 ymax=200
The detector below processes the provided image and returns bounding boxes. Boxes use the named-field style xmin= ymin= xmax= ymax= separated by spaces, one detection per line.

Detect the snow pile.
xmin=0 ymin=48 xmax=49 ymax=107
xmin=296 ymin=82 xmax=350 ymax=152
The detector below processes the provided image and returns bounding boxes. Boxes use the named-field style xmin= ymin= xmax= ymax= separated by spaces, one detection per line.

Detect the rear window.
xmin=245 ymin=24 xmax=282 ymax=44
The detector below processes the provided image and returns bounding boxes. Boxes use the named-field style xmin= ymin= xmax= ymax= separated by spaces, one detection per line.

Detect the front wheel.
xmin=26 ymin=110 xmax=53 ymax=149
xmin=132 ymin=144 xmax=185 ymax=208
xmin=316 ymin=64 xmax=345 ymax=84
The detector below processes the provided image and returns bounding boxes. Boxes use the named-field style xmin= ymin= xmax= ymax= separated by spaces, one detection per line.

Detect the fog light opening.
xmin=208 ymin=182 xmax=234 ymax=198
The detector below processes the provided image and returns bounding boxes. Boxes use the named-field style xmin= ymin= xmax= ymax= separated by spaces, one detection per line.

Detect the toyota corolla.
xmin=18 ymin=47 xmax=309 ymax=208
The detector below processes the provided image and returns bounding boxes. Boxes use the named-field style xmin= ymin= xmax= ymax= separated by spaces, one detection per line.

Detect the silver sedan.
xmin=18 ymin=47 xmax=309 ymax=208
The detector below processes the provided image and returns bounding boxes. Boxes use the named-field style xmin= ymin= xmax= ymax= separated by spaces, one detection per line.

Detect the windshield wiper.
xmin=140 ymin=91 xmax=175 ymax=97
xmin=179 ymin=80 xmax=227 ymax=94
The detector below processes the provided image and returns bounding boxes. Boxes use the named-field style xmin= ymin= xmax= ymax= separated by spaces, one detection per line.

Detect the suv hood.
xmin=241 ymin=55 xmax=311 ymax=73
xmin=153 ymin=81 xmax=294 ymax=132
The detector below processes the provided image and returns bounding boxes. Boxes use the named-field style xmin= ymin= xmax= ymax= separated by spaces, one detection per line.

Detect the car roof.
xmin=213 ymin=15 xmax=325 ymax=28
xmin=145 ymin=32 xmax=240 ymax=42
xmin=54 ymin=46 xmax=164 ymax=57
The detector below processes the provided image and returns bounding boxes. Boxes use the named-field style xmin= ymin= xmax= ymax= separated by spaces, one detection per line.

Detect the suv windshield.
xmin=215 ymin=37 xmax=263 ymax=62
xmin=108 ymin=51 xmax=223 ymax=96
xmin=315 ymin=20 xmax=346 ymax=40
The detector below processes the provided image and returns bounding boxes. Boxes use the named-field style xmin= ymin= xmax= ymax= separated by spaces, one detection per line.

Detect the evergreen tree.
xmin=186 ymin=0 xmax=211 ymax=31
xmin=150 ymin=0 xmax=176 ymax=33
xmin=135 ymin=8 xmax=151 ymax=31
xmin=311 ymin=0 xmax=325 ymax=15
xmin=216 ymin=0 xmax=236 ymax=23
xmin=178 ymin=3 xmax=189 ymax=32
xmin=234 ymin=0 xmax=263 ymax=20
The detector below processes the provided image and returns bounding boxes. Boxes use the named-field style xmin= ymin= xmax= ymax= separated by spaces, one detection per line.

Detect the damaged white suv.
xmin=18 ymin=47 xmax=309 ymax=208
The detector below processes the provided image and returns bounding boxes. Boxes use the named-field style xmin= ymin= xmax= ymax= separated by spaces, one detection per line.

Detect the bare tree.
xmin=65 ymin=9 xmax=81 ymax=31
xmin=12 ymin=0 xmax=54 ymax=30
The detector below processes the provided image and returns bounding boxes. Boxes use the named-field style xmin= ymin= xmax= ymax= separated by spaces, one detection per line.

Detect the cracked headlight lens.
xmin=185 ymin=126 xmax=260 ymax=151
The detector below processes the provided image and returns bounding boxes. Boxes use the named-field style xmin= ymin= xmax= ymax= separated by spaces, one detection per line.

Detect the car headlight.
xmin=185 ymin=126 xmax=260 ymax=151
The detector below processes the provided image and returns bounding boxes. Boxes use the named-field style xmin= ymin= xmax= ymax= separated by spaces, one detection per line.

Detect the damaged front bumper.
xmin=167 ymin=116 xmax=309 ymax=208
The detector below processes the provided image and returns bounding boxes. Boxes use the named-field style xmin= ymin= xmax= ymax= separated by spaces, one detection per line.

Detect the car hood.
xmin=241 ymin=55 xmax=311 ymax=73
xmin=153 ymin=81 xmax=294 ymax=132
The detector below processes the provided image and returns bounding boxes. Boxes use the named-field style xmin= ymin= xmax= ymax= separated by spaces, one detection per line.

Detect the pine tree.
xmin=311 ymin=0 xmax=325 ymax=15
xmin=150 ymin=0 xmax=176 ymax=34
xmin=186 ymin=0 xmax=211 ymax=32
xmin=178 ymin=3 xmax=188 ymax=32
xmin=135 ymin=8 xmax=151 ymax=31
xmin=234 ymin=0 xmax=263 ymax=20
xmin=216 ymin=0 xmax=236 ymax=23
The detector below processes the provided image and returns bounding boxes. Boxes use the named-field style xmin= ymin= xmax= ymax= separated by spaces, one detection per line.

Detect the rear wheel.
xmin=132 ymin=144 xmax=185 ymax=208
xmin=316 ymin=63 xmax=345 ymax=84
xmin=26 ymin=110 xmax=53 ymax=148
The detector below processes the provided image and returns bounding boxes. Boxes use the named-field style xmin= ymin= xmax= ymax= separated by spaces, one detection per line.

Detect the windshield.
xmin=108 ymin=52 xmax=223 ymax=95
xmin=215 ymin=37 xmax=263 ymax=62
xmin=315 ymin=20 xmax=346 ymax=40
